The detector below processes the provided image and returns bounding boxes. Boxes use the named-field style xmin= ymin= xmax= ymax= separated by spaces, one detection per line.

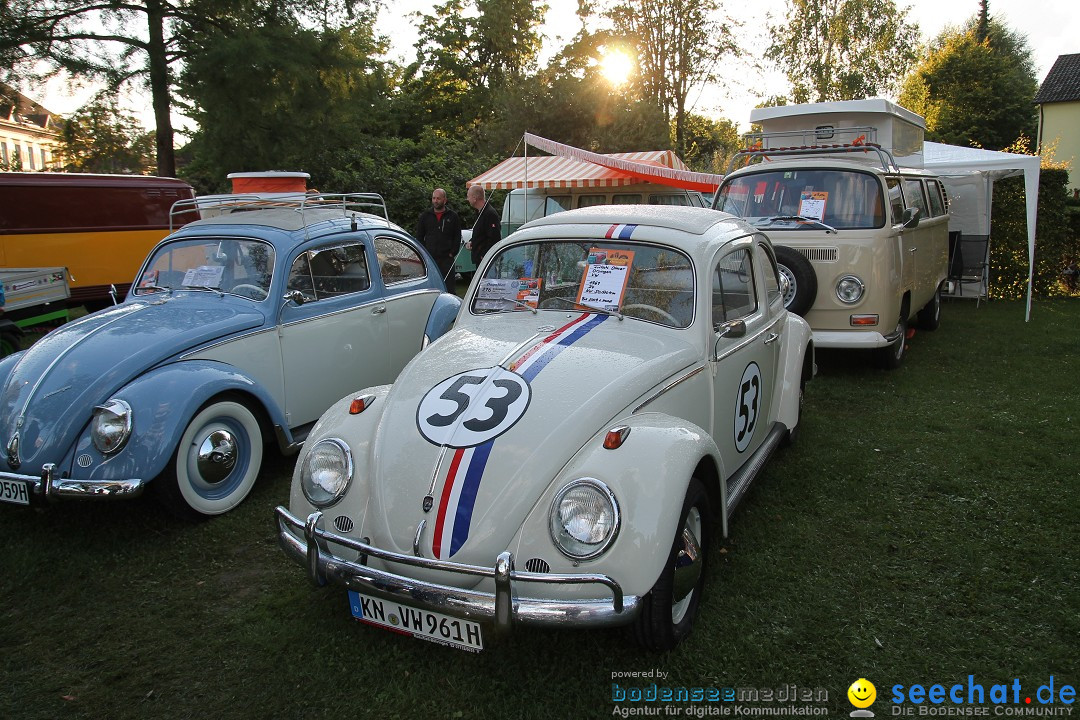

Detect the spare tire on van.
xmin=774 ymin=246 xmax=817 ymax=316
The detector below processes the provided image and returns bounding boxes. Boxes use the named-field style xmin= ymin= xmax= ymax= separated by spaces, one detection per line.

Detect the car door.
xmin=901 ymin=177 xmax=932 ymax=307
xmin=279 ymin=238 xmax=390 ymax=428
xmin=710 ymin=239 xmax=780 ymax=469
xmin=372 ymin=234 xmax=442 ymax=372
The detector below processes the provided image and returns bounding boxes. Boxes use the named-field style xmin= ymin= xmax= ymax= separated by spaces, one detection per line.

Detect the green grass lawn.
xmin=1 ymin=299 xmax=1077 ymax=719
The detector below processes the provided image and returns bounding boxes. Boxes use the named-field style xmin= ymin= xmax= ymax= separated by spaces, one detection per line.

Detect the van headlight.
xmin=836 ymin=275 xmax=865 ymax=304
xmin=549 ymin=479 xmax=620 ymax=560
xmin=91 ymin=399 xmax=132 ymax=454
xmin=301 ymin=438 xmax=353 ymax=507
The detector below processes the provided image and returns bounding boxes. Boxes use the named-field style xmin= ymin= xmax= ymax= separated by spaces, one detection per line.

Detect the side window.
xmin=374 ymin=235 xmax=427 ymax=285
xmin=577 ymin=195 xmax=606 ymax=208
xmin=297 ymin=243 xmax=370 ymax=300
xmin=287 ymin=253 xmax=316 ymax=302
xmin=902 ymin=178 xmax=927 ymax=217
xmin=886 ymin=178 xmax=905 ymax=223
xmin=926 ymin=180 xmax=946 ymax=217
xmin=612 ymin=193 xmax=642 ymax=204
xmin=754 ymin=242 xmax=782 ymax=308
xmin=712 ymin=249 xmax=757 ymax=326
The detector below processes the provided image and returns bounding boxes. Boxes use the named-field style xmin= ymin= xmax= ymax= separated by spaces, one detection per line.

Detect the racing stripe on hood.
xmin=432 ymin=312 xmax=609 ymax=558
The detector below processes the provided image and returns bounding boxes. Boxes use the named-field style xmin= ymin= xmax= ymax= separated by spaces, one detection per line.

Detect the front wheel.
xmin=154 ymin=399 xmax=264 ymax=519
xmin=875 ymin=313 xmax=908 ymax=370
xmin=633 ymin=479 xmax=711 ymax=651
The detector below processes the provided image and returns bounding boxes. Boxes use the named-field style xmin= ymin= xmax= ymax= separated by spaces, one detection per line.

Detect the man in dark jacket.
xmin=465 ymin=184 xmax=501 ymax=268
xmin=415 ymin=187 xmax=462 ymax=294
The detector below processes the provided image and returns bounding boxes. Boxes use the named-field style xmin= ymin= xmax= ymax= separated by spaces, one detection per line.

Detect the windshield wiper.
xmin=137 ymin=284 xmax=171 ymax=294
xmin=544 ymin=295 xmax=623 ymax=320
xmin=182 ymin=285 xmax=224 ymax=297
xmin=501 ymin=297 xmax=538 ymax=314
xmin=761 ymin=215 xmax=837 ymax=234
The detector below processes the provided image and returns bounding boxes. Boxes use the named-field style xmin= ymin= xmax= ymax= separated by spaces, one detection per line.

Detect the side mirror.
xmin=898 ymin=207 xmax=921 ymax=230
xmin=283 ymin=289 xmax=306 ymax=306
xmin=712 ymin=319 xmax=747 ymax=360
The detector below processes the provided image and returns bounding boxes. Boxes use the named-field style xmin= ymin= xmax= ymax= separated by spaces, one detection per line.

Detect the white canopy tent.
xmin=924 ymin=142 xmax=1040 ymax=321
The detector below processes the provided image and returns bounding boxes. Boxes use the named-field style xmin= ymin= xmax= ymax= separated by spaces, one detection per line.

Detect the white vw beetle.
xmin=276 ymin=205 xmax=814 ymax=651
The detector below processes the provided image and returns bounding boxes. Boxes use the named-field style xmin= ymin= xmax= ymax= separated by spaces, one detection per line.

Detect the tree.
xmin=678 ymin=113 xmax=741 ymax=174
xmin=0 ymin=0 xmax=365 ymax=177
xmin=767 ymin=0 xmax=920 ymax=103
xmin=178 ymin=14 xmax=394 ymax=190
xmin=58 ymin=91 xmax=155 ymax=173
xmin=406 ymin=0 xmax=548 ymax=135
xmin=601 ymin=0 xmax=738 ymax=159
xmin=898 ymin=15 xmax=1038 ymax=150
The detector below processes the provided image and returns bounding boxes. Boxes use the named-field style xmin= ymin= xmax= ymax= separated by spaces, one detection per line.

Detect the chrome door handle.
xmin=372 ymin=306 xmax=386 ymax=315
xmin=910 ymin=247 xmax=918 ymax=253
xmin=764 ymin=332 xmax=779 ymax=344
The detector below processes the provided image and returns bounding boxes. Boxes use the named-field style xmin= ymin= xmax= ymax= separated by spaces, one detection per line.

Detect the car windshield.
xmin=716 ymin=169 xmax=885 ymax=230
xmin=472 ymin=240 xmax=695 ymax=328
xmin=134 ymin=238 xmax=275 ymax=300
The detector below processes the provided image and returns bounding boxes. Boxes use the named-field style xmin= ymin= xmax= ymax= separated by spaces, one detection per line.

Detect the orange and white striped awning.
xmin=468 ymin=134 xmax=723 ymax=192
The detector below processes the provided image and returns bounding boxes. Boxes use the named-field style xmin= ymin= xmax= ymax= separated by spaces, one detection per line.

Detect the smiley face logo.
xmin=848 ymin=678 xmax=877 ymax=709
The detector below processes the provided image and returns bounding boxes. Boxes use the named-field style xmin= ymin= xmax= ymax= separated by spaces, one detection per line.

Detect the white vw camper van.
xmin=713 ymin=100 xmax=949 ymax=369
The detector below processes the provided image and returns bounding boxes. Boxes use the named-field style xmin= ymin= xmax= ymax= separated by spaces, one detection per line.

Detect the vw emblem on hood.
xmin=7 ymin=432 xmax=20 ymax=469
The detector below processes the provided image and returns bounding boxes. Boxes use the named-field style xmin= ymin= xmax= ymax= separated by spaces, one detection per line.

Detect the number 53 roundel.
xmin=416 ymin=367 xmax=533 ymax=448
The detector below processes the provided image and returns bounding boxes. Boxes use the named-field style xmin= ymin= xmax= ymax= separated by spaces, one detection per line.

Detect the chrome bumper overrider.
xmin=0 ymin=463 xmax=146 ymax=502
xmin=275 ymin=506 xmax=640 ymax=635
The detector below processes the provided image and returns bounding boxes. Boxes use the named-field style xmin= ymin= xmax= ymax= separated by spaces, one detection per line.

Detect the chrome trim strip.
xmin=279 ymin=289 xmax=439 ymax=329
xmin=276 ymin=507 xmax=635 ymax=632
xmin=179 ymin=326 xmax=278 ymax=359
xmin=632 ymin=363 xmax=704 ymax=414
xmin=18 ymin=304 xmax=145 ymax=421
xmin=499 ymin=331 xmax=546 ymax=368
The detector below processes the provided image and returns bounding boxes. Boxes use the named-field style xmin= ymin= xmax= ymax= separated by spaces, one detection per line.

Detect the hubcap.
xmin=196 ymin=429 xmax=238 ymax=484
xmin=671 ymin=506 xmax=703 ymax=624
xmin=778 ymin=265 xmax=796 ymax=307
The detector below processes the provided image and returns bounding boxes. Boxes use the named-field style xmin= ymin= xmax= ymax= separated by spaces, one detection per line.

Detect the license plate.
xmin=348 ymin=591 xmax=484 ymax=652
xmin=0 ymin=478 xmax=30 ymax=506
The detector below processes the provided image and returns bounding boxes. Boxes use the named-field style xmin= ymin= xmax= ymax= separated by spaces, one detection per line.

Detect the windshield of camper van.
xmin=134 ymin=238 xmax=275 ymax=300
xmin=472 ymin=240 xmax=695 ymax=328
xmin=716 ymin=169 xmax=885 ymax=230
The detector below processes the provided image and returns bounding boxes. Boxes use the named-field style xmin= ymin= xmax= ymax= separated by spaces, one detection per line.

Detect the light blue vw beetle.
xmin=0 ymin=195 xmax=460 ymax=518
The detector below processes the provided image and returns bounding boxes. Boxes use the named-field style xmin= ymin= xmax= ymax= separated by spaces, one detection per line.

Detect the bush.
xmin=990 ymin=167 xmax=1075 ymax=298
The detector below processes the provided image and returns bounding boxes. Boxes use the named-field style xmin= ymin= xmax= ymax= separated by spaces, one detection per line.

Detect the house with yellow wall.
xmin=1035 ymin=53 xmax=1080 ymax=195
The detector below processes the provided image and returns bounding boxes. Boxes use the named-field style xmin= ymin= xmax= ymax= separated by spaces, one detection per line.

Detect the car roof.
xmin=727 ymin=156 xmax=939 ymax=178
xmin=523 ymin=205 xmax=738 ymax=236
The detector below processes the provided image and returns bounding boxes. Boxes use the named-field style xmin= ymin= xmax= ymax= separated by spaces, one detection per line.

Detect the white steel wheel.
xmin=633 ymin=478 xmax=711 ymax=651
xmin=157 ymin=399 xmax=263 ymax=518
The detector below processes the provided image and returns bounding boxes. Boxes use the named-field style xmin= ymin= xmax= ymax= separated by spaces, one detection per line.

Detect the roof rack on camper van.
xmin=728 ymin=126 xmax=899 ymax=174
xmin=168 ymin=192 xmax=390 ymax=231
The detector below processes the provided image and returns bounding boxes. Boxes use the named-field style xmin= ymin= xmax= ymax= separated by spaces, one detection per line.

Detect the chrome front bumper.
xmin=275 ymin=506 xmax=640 ymax=635
xmin=0 ymin=463 xmax=146 ymax=503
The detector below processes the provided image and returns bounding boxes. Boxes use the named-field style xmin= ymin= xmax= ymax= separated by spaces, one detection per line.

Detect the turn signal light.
xmin=349 ymin=394 xmax=377 ymax=415
xmin=850 ymin=315 xmax=879 ymax=326
xmin=603 ymin=426 xmax=631 ymax=450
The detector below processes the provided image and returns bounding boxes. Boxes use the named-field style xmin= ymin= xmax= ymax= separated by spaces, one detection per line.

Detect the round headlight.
xmin=836 ymin=275 xmax=865 ymax=304
xmin=91 ymin=399 xmax=132 ymax=454
xmin=549 ymin=479 xmax=620 ymax=560
xmin=300 ymin=438 xmax=354 ymax=508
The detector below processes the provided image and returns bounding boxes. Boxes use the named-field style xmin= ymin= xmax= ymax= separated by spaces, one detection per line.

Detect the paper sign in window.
xmin=475 ymin=277 xmax=541 ymax=310
xmin=798 ymin=191 xmax=828 ymax=221
xmin=182 ymin=265 xmax=225 ymax=287
xmin=576 ymin=248 xmax=634 ymax=311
